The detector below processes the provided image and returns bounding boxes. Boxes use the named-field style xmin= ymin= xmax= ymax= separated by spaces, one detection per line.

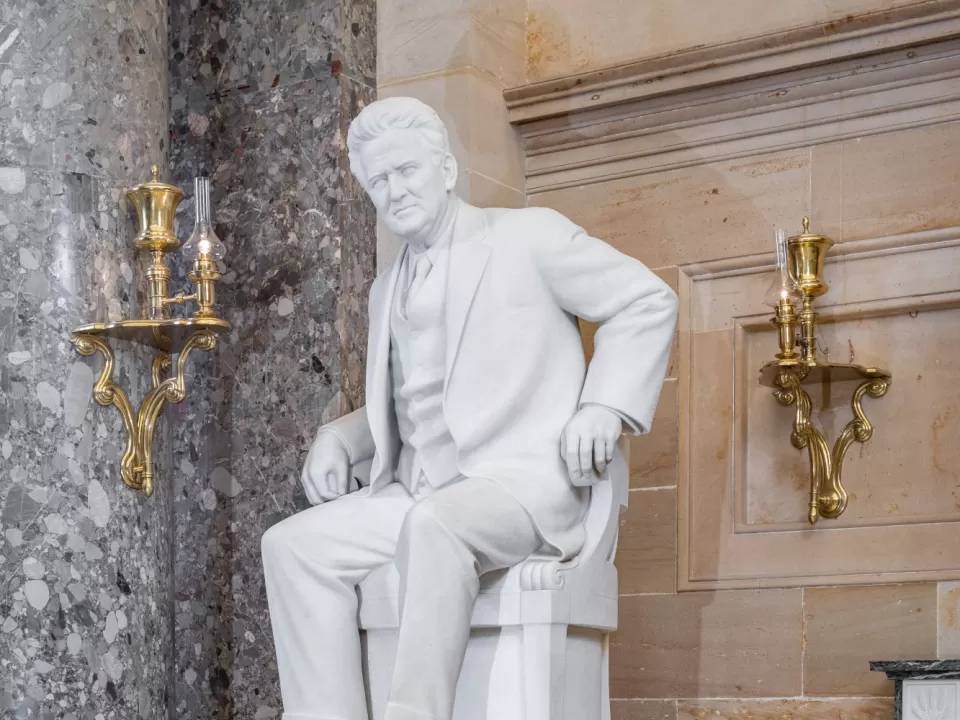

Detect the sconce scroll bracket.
xmin=71 ymin=319 xmax=228 ymax=497
xmin=764 ymin=362 xmax=891 ymax=524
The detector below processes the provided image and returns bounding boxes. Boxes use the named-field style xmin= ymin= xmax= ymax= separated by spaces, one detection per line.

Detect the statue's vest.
xmin=388 ymin=247 xmax=460 ymax=496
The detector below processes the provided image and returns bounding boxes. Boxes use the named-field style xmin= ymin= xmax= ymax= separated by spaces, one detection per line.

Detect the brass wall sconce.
xmin=759 ymin=219 xmax=891 ymax=524
xmin=71 ymin=167 xmax=230 ymax=497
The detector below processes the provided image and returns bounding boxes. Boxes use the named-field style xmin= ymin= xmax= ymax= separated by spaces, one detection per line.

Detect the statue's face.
xmin=357 ymin=127 xmax=455 ymax=245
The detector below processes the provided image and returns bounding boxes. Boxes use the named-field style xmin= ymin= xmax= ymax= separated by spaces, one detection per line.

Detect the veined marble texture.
xmin=0 ymin=0 xmax=173 ymax=718
xmin=167 ymin=0 xmax=376 ymax=717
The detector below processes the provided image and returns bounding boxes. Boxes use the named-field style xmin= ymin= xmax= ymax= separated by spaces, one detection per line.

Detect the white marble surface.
xmin=262 ymin=96 xmax=678 ymax=720
xmin=904 ymin=680 xmax=960 ymax=720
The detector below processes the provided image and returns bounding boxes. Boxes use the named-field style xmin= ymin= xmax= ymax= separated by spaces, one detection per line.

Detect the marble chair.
xmin=357 ymin=437 xmax=629 ymax=720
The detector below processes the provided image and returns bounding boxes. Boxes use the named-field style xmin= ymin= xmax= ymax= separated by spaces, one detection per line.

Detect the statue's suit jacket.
xmin=322 ymin=202 xmax=678 ymax=559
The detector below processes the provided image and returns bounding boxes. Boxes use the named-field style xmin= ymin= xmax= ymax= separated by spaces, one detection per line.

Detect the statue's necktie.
xmin=406 ymin=253 xmax=433 ymax=315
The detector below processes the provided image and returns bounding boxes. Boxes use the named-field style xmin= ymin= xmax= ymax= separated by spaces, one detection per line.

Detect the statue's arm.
xmin=311 ymin=271 xmax=386 ymax=467
xmin=526 ymin=208 xmax=678 ymax=434
xmin=316 ymin=405 xmax=376 ymax=465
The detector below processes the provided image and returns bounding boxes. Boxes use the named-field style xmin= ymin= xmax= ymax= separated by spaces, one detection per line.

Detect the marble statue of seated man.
xmin=260 ymin=96 xmax=678 ymax=720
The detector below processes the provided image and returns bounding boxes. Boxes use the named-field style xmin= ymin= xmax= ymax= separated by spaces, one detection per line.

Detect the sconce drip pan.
xmin=74 ymin=317 xmax=231 ymax=351
xmin=759 ymin=359 xmax=890 ymax=388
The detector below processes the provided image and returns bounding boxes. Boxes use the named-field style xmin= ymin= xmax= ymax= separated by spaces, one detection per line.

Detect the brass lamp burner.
xmin=71 ymin=166 xmax=230 ymax=497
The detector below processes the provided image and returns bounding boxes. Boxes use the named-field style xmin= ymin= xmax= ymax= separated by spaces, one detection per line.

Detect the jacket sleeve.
xmin=316 ymin=406 xmax=377 ymax=464
xmin=527 ymin=208 xmax=678 ymax=434
xmin=314 ymin=269 xmax=387 ymax=466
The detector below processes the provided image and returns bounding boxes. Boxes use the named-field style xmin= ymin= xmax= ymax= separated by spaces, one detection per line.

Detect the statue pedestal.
xmin=872 ymin=661 xmax=960 ymax=719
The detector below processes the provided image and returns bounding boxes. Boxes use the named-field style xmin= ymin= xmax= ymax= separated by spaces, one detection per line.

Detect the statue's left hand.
xmin=560 ymin=405 xmax=622 ymax=486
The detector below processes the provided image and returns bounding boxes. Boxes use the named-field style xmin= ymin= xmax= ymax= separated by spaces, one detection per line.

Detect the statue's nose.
xmin=387 ymin=174 xmax=406 ymax=200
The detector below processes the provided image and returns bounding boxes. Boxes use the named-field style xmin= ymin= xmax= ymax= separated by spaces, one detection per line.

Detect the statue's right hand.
xmin=301 ymin=432 xmax=351 ymax=505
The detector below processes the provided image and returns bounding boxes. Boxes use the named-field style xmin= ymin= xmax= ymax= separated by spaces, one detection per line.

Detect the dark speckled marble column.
xmin=0 ymin=1 xmax=174 ymax=719
xmin=167 ymin=0 xmax=376 ymax=717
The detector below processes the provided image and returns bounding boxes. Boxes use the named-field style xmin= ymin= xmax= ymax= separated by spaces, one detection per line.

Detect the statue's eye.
xmin=371 ymin=175 xmax=386 ymax=189
xmin=400 ymin=164 xmax=417 ymax=177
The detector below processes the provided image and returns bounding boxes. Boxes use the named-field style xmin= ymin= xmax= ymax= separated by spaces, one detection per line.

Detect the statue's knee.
xmin=399 ymin=498 xmax=451 ymax=546
xmin=261 ymin=516 xmax=299 ymax=562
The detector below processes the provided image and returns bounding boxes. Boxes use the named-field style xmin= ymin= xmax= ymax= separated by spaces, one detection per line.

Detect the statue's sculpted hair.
xmin=347 ymin=97 xmax=451 ymax=187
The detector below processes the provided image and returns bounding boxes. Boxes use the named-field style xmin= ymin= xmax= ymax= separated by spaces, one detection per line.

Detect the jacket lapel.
xmin=367 ymin=246 xmax=406 ymax=483
xmin=445 ymin=207 xmax=490 ymax=386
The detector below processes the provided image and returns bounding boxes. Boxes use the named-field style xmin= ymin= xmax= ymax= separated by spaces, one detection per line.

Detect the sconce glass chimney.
xmin=763 ymin=228 xmax=802 ymax=308
xmin=182 ymin=177 xmax=226 ymax=262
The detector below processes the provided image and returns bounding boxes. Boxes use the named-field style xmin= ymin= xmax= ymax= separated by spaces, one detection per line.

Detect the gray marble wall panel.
xmin=167 ymin=0 xmax=376 ymax=717
xmin=0 ymin=1 xmax=174 ymax=718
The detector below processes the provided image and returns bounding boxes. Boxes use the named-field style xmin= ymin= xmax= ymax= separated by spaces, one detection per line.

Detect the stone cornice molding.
xmin=682 ymin=225 xmax=960 ymax=280
xmin=505 ymin=1 xmax=960 ymax=193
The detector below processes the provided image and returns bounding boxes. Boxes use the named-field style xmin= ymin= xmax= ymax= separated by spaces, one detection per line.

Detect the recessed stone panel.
xmin=680 ymin=232 xmax=960 ymax=589
xmin=741 ymin=307 xmax=960 ymax=529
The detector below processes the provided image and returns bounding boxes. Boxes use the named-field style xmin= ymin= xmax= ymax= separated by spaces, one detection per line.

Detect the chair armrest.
xmin=517 ymin=436 xmax=630 ymax=591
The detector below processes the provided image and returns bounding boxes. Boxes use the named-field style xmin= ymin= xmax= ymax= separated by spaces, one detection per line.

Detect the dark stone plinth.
xmin=871 ymin=659 xmax=960 ymax=680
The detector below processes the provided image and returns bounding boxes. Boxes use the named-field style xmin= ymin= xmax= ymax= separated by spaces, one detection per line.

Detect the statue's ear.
xmin=442 ymin=152 xmax=458 ymax=191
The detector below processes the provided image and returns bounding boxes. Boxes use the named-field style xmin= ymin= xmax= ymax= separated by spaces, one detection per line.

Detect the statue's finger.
xmin=317 ymin=471 xmax=338 ymax=501
xmin=594 ymin=440 xmax=607 ymax=475
xmin=335 ymin=463 xmax=350 ymax=496
xmin=579 ymin=437 xmax=592 ymax=476
xmin=565 ymin=436 xmax=581 ymax=478
xmin=303 ymin=476 xmax=322 ymax=505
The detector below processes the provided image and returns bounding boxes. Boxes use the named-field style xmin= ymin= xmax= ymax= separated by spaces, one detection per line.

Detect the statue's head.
xmin=347 ymin=97 xmax=458 ymax=246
